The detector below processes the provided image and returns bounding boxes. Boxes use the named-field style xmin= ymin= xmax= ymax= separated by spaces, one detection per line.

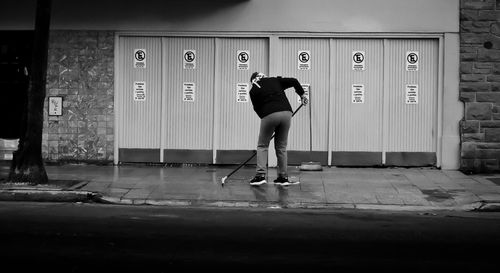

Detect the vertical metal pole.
xmin=113 ymin=34 xmax=120 ymax=165
xmin=327 ymin=39 xmax=334 ymax=166
xmin=213 ymin=38 xmax=221 ymax=164
xmin=382 ymin=39 xmax=389 ymax=165
xmin=309 ymin=86 xmax=313 ymax=161
xmin=160 ymin=37 xmax=166 ymax=163
xmin=437 ymin=36 xmax=444 ymax=168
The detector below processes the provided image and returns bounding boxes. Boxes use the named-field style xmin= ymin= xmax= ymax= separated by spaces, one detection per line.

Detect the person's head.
xmin=250 ymin=72 xmax=266 ymax=83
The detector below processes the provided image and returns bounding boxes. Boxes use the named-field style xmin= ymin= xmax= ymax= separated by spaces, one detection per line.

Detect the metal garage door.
xmin=281 ymin=38 xmax=330 ymax=165
xmin=215 ymin=38 xmax=269 ymax=164
xmin=117 ymin=37 xmax=162 ymax=162
xmin=331 ymin=39 xmax=385 ymax=166
xmin=384 ymin=39 xmax=438 ymax=166
xmin=162 ymin=37 xmax=215 ymax=163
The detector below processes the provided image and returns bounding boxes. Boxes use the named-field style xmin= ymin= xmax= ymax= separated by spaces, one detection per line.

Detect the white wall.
xmin=1 ymin=0 xmax=459 ymax=33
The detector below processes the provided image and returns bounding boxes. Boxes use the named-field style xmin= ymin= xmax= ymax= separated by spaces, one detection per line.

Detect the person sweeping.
xmin=248 ymin=72 xmax=308 ymax=186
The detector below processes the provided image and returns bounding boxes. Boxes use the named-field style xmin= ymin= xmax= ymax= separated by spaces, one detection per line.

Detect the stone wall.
xmin=43 ymin=30 xmax=114 ymax=164
xmin=460 ymin=0 xmax=500 ymax=173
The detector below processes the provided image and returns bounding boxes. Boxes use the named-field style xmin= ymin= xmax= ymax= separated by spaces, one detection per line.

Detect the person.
xmin=248 ymin=72 xmax=308 ymax=186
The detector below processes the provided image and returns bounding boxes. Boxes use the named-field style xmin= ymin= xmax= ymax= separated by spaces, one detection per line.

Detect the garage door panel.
xmin=218 ymin=38 xmax=268 ymax=151
xmin=163 ymin=37 xmax=215 ymax=150
xmin=386 ymin=39 xmax=438 ymax=152
xmin=118 ymin=37 xmax=162 ymax=149
xmin=281 ymin=38 xmax=330 ymax=152
xmin=332 ymin=39 xmax=384 ymax=152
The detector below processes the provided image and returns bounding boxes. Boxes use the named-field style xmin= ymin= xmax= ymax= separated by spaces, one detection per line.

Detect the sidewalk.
xmin=1 ymin=163 xmax=500 ymax=212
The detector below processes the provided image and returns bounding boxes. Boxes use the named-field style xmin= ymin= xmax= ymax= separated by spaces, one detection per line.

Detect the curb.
xmin=1 ymin=189 xmax=499 ymax=212
xmin=0 ymin=189 xmax=101 ymax=203
xmin=470 ymin=201 xmax=500 ymax=212
xmin=96 ymin=196 xmax=490 ymax=212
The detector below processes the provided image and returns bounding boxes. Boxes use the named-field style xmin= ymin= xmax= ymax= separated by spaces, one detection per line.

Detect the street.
xmin=0 ymin=202 xmax=499 ymax=272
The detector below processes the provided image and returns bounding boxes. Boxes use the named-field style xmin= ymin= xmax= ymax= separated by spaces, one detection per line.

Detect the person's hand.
xmin=301 ymin=95 xmax=309 ymax=106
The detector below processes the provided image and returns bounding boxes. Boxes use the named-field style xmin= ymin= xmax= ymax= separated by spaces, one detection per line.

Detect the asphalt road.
xmin=0 ymin=202 xmax=499 ymax=273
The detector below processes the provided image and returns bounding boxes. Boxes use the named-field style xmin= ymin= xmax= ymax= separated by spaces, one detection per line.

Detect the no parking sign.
xmin=237 ymin=50 xmax=250 ymax=70
xmin=298 ymin=50 xmax=311 ymax=70
xmin=184 ymin=50 xmax=196 ymax=69
xmin=406 ymin=51 xmax=419 ymax=71
xmin=352 ymin=51 xmax=365 ymax=71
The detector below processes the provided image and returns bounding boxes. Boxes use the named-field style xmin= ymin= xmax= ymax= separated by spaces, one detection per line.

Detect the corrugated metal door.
xmin=162 ymin=37 xmax=215 ymax=163
xmin=331 ymin=39 xmax=384 ymax=165
xmin=117 ymin=37 xmax=162 ymax=162
xmin=281 ymin=38 xmax=330 ymax=165
xmin=216 ymin=38 xmax=268 ymax=163
xmin=385 ymin=39 xmax=438 ymax=165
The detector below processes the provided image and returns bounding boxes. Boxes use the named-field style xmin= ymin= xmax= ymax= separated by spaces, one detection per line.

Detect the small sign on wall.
xmin=183 ymin=82 xmax=196 ymax=102
xmin=236 ymin=83 xmax=249 ymax=103
xmin=183 ymin=50 xmax=196 ymax=69
xmin=298 ymin=50 xmax=311 ymax=70
xmin=134 ymin=81 xmax=146 ymax=101
xmin=48 ymin=96 xmax=63 ymax=116
xmin=352 ymin=84 xmax=365 ymax=103
xmin=406 ymin=84 xmax=418 ymax=104
xmin=406 ymin=51 xmax=419 ymax=71
xmin=352 ymin=51 xmax=365 ymax=71
xmin=237 ymin=50 xmax=250 ymax=70
xmin=134 ymin=49 xmax=146 ymax=68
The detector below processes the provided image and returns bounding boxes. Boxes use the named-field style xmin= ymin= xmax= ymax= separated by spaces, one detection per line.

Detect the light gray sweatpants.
xmin=256 ymin=111 xmax=292 ymax=177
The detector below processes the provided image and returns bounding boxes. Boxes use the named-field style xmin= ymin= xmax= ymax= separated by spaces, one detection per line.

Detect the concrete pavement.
xmin=1 ymin=163 xmax=500 ymax=212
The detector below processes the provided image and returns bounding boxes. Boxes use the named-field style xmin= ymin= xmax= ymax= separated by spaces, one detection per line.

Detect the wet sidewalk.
xmin=1 ymin=163 xmax=500 ymax=212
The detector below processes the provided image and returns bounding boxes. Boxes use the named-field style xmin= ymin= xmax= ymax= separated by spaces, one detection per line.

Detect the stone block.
xmin=466 ymin=102 xmax=492 ymax=120
xmin=463 ymin=133 xmax=485 ymax=141
xmin=480 ymin=120 xmax=500 ymax=128
xmin=485 ymin=128 xmax=500 ymax=141
xmin=477 ymin=149 xmax=500 ymax=158
xmin=477 ymin=142 xmax=500 ymax=149
xmin=461 ymin=33 xmax=489 ymax=44
xmin=461 ymin=46 xmax=477 ymax=53
xmin=475 ymin=159 xmax=500 ymax=173
xmin=487 ymin=75 xmax=500 ymax=82
xmin=461 ymin=62 xmax=474 ymax=73
xmin=460 ymin=159 xmax=475 ymax=173
xmin=461 ymin=1 xmax=496 ymax=10
xmin=476 ymin=62 xmax=494 ymax=69
xmin=473 ymin=68 xmax=492 ymax=74
xmin=461 ymin=53 xmax=478 ymax=61
xmin=460 ymin=92 xmax=476 ymax=102
xmin=478 ymin=49 xmax=500 ymax=61
xmin=461 ymin=120 xmax=480 ymax=133
xmin=492 ymin=84 xmax=500 ymax=91
xmin=461 ymin=74 xmax=486 ymax=81
xmin=461 ymin=142 xmax=477 ymax=158
xmin=477 ymin=10 xmax=499 ymax=20
xmin=460 ymin=82 xmax=491 ymax=92
xmin=477 ymin=92 xmax=500 ymax=102
xmin=461 ymin=22 xmax=491 ymax=33
xmin=492 ymin=22 xmax=500 ymax=36
xmin=460 ymin=9 xmax=479 ymax=21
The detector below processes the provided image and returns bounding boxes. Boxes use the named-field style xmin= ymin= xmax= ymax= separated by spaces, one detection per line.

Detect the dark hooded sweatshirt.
xmin=249 ymin=77 xmax=305 ymax=119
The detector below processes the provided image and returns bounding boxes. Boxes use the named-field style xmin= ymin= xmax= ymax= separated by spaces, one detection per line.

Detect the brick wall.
xmin=43 ymin=30 xmax=114 ymax=164
xmin=460 ymin=0 xmax=500 ymax=173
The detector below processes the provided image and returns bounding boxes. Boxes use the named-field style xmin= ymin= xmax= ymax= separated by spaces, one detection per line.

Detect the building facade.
xmin=2 ymin=0 xmax=496 ymax=173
